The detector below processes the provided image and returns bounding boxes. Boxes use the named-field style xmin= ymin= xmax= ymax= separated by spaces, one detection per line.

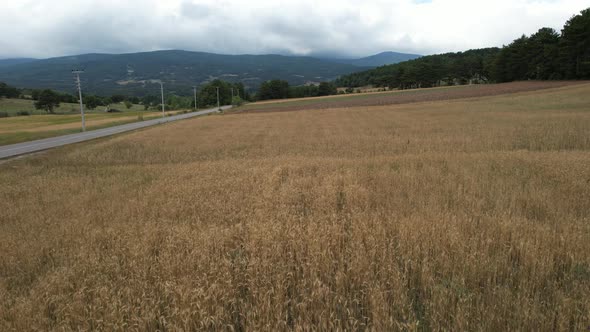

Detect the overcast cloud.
xmin=0 ymin=0 xmax=587 ymax=59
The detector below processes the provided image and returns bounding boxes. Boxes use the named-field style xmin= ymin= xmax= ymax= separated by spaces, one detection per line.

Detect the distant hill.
xmin=329 ymin=51 xmax=422 ymax=67
xmin=0 ymin=50 xmax=366 ymax=96
xmin=0 ymin=58 xmax=38 ymax=68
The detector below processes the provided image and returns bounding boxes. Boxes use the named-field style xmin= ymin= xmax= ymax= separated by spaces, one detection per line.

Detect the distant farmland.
xmin=237 ymin=80 xmax=586 ymax=113
xmin=1 ymin=83 xmax=589 ymax=330
xmin=0 ymin=99 xmax=180 ymax=145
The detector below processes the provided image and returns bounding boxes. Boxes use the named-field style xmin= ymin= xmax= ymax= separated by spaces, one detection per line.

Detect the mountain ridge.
xmin=327 ymin=51 xmax=422 ymax=67
xmin=0 ymin=50 xmax=416 ymax=96
xmin=0 ymin=58 xmax=38 ymax=68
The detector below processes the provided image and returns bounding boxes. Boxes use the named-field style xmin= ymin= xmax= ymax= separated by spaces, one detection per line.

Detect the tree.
xmin=232 ymin=82 xmax=251 ymax=101
xmin=318 ymin=82 xmax=337 ymax=96
xmin=335 ymin=48 xmax=500 ymax=88
xmin=34 ymin=89 xmax=61 ymax=114
xmin=124 ymin=100 xmax=133 ymax=109
xmin=128 ymin=96 xmax=140 ymax=104
xmin=0 ymin=82 xmax=20 ymax=98
xmin=232 ymin=96 xmax=243 ymax=106
xmin=290 ymin=85 xmax=319 ymax=98
xmin=559 ymin=8 xmax=590 ymax=78
xmin=84 ymin=95 xmax=101 ymax=110
xmin=258 ymin=80 xmax=290 ymax=100
xmin=110 ymin=95 xmax=126 ymax=103
xmin=527 ymin=28 xmax=560 ymax=79
xmin=61 ymin=93 xmax=78 ymax=103
xmin=197 ymin=80 xmax=234 ymax=107
xmin=164 ymin=94 xmax=193 ymax=110
xmin=31 ymin=89 xmax=41 ymax=100
xmin=142 ymin=95 xmax=160 ymax=107
xmin=491 ymin=36 xmax=531 ymax=82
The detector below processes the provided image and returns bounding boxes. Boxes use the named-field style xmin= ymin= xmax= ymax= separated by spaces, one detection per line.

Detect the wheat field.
xmin=1 ymin=84 xmax=589 ymax=330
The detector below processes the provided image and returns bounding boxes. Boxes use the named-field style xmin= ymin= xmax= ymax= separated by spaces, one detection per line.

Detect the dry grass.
xmin=0 ymin=111 xmax=178 ymax=134
xmin=1 ymin=84 xmax=589 ymax=330
xmin=0 ymin=115 xmax=148 ymax=134
xmin=237 ymin=81 xmax=586 ymax=113
xmin=0 ymin=110 xmax=182 ymax=146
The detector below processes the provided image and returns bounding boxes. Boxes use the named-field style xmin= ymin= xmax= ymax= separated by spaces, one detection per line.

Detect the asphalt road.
xmin=0 ymin=106 xmax=231 ymax=159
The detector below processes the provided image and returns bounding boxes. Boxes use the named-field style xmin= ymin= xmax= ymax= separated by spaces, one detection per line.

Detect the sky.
xmin=0 ymin=0 xmax=588 ymax=59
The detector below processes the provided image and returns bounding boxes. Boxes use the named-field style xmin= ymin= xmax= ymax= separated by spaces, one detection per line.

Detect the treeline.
xmin=493 ymin=9 xmax=589 ymax=81
xmin=1 ymin=79 xmax=252 ymax=114
xmin=1 ymin=82 xmax=141 ymax=110
xmin=257 ymin=80 xmax=337 ymax=100
xmin=336 ymin=48 xmax=500 ymax=88
xmin=30 ymin=89 xmax=146 ymax=113
xmin=26 ymin=89 xmax=150 ymax=114
xmin=336 ymin=8 xmax=590 ymax=89
xmin=196 ymin=80 xmax=250 ymax=108
xmin=0 ymin=82 xmax=20 ymax=98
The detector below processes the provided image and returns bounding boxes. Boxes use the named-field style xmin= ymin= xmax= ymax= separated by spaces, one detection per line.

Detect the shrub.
xmin=0 ymin=111 xmax=9 ymax=118
xmin=232 ymin=96 xmax=243 ymax=106
xmin=16 ymin=111 xmax=31 ymax=116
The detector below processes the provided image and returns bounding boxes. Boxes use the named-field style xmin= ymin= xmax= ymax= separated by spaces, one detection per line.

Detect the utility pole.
xmin=159 ymin=81 xmax=165 ymax=117
xmin=193 ymin=86 xmax=197 ymax=111
xmin=216 ymin=86 xmax=220 ymax=111
xmin=72 ymin=70 xmax=85 ymax=132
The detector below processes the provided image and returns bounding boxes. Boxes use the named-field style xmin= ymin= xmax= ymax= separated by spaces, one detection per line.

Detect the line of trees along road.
xmin=196 ymin=80 xmax=249 ymax=108
xmin=0 ymin=79 xmax=252 ymax=115
xmin=336 ymin=8 xmax=590 ymax=89
xmin=257 ymin=80 xmax=338 ymax=100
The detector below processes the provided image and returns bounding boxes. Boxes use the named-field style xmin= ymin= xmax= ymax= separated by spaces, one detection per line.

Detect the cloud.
xmin=180 ymin=1 xmax=212 ymax=20
xmin=0 ymin=0 xmax=587 ymax=59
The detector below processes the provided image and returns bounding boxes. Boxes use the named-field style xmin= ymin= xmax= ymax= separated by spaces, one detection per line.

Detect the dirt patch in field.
xmin=241 ymin=81 xmax=588 ymax=113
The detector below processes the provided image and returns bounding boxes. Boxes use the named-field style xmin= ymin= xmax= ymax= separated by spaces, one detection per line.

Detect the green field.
xmin=0 ymin=114 xmax=158 ymax=146
xmin=0 ymin=98 xmax=182 ymax=146
xmin=0 ymin=98 xmax=147 ymax=116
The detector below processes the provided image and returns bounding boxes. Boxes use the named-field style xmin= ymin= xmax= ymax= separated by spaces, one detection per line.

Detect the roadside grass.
xmin=0 ymin=85 xmax=589 ymax=330
xmin=0 ymin=117 xmax=158 ymax=146
xmin=0 ymin=110 xmax=182 ymax=145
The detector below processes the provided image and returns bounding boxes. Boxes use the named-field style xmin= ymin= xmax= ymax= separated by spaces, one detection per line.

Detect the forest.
xmin=335 ymin=8 xmax=590 ymax=89
xmin=257 ymin=80 xmax=338 ymax=100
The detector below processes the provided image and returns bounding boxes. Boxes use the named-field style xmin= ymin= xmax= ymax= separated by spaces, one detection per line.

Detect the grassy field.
xmin=0 ymin=98 xmax=146 ymax=115
xmin=236 ymin=81 xmax=585 ymax=113
xmin=0 ymin=101 xmax=181 ymax=145
xmin=1 ymin=84 xmax=589 ymax=330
